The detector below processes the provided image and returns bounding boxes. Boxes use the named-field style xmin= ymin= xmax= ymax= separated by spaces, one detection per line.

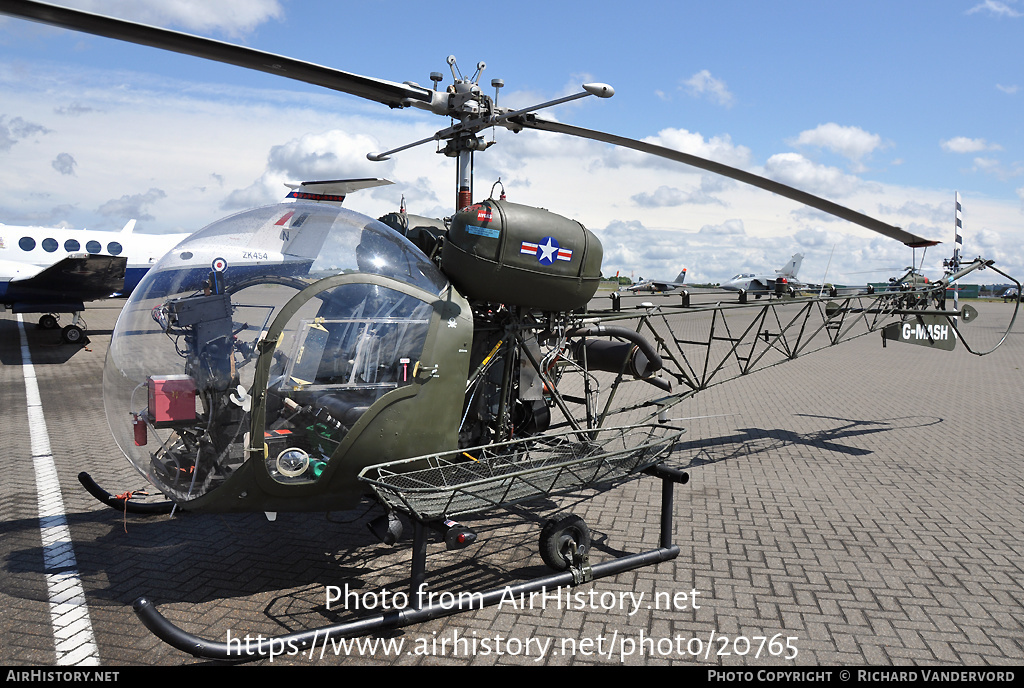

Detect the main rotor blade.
xmin=1 ymin=0 xmax=432 ymax=109
xmin=512 ymin=115 xmax=938 ymax=248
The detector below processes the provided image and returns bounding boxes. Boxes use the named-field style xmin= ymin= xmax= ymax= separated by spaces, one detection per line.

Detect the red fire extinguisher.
xmin=133 ymin=413 xmax=147 ymax=446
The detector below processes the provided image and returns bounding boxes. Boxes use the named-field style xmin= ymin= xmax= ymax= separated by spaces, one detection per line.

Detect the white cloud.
xmin=973 ymin=227 xmax=1003 ymax=251
xmin=0 ymin=115 xmax=50 ymax=151
xmin=223 ymin=129 xmax=394 ymax=209
xmin=969 ymin=156 xmax=1023 ymax=179
xmin=3 ymin=39 xmax=1023 ymax=284
xmin=631 ymin=176 xmax=728 ymax=208
xmin=763 ymin=153 xmax=863 ymax=197
xmin=683 ymin=70 xmax=735 ymax=108
xmin=58 ymin=0 xmax=284 ymax=37
xmin=877 ymin=200 xmax=950 ymax=225
xmin=966 ymin=0 xmax=1023 ymax=18
xmin=941 ymin=136 xmax=1002 ymax=153
xmin=51 ymin=152 xmax=77 ymax=176
xmin=266 ymin=130 xmax=386 ymax=180
xmin=790 ymin=206 xmax=843 ymax=224
xmin=638 ymin=128 xmax=753 ymax=169
xmin=790 ymin=123 xmax=884 ymax=169
xmin=55 ymin=103 xmax=97 ymax=117
xmin=698 ymin=219 xmax=746 ymax=236
xmin=631 ymin=186 xmax=693 ymax=208
xmin=972 ymin=156 xmax=1001 ymax=172
xmin=996 ymin=84 xmax=1019 ymax=94
xmin=96 ymin=187 xmax=167 ymax=221
xmin=793 ymin=227 xmax=839 ymax=249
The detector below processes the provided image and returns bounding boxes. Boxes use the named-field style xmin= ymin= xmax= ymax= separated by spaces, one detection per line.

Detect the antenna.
xmin=819 ymin=243 xmax=835 ymax=297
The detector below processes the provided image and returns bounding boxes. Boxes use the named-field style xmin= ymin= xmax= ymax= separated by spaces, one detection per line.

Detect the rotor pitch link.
xmin=131 ymin=545 xmax=679 ymax=661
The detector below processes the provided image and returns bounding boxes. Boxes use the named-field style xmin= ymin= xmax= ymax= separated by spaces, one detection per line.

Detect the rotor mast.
xmin=372 ymin=56 xmax=614 ymax=212
xmin=440 ymin=57 xmax=492 ymax=210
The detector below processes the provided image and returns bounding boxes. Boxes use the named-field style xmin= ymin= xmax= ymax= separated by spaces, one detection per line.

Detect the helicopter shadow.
xmin=1 ymin=416 xmax=943 ymax=642
xmin=1 ymin=502 xmax=384 ymax=607
xmin=675 ymin=413 xmax=945 ymax=468
xmin=1 ymin=489 xmax=591 ymax=621
xmin=264 ymin=526 xmax=549 ymax=635
xmin=268 ymin=492 xmax=648 ymax=636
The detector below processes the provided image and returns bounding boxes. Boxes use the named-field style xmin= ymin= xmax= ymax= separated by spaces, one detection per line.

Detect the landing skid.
xmin=131 ymin=463 xmax=688 ymax=662
xmin=78 ymin=471 xmax=176 ymax=514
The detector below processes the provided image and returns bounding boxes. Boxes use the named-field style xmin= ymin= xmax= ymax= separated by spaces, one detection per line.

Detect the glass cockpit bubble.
xmin=103 ymin=202 xmax=448 ymax=503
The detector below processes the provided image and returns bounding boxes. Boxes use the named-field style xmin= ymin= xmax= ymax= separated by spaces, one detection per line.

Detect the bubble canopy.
xmin=103 ymin=202 xmax=467 ymax=511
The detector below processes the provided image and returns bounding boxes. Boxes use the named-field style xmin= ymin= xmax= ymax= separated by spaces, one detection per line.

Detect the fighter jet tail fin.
xmin=777 ymin=253 xmax=803 ymax=279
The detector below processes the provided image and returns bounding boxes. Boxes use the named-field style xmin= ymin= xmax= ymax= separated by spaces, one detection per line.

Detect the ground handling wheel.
xmin=539 ymin=514 xmax=591 ymax=572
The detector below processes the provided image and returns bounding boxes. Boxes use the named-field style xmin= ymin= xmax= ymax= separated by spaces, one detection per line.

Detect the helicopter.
xmin=887 ymin=266 xmax=931 ymax=289
xmin=3 ymin=0 xmax=1021 ymax=661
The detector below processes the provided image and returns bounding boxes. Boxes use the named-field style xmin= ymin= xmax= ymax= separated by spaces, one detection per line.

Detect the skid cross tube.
xmin=131 ymin=467 xmax=688 ymax=661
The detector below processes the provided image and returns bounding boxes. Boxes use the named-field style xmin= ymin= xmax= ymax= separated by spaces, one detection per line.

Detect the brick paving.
xmin=1 ymin=297 xmax=1022 ymax=666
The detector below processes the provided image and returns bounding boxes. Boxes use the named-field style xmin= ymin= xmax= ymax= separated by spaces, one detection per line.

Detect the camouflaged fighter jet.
xmin=721 ymin=253 xmax=805 ymax=298
xmin=626 ymin=268 xmax=687 ymax=293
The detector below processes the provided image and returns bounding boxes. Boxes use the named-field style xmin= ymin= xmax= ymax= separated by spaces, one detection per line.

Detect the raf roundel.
xmin=212 ymin=257 xmax=228 ymax=272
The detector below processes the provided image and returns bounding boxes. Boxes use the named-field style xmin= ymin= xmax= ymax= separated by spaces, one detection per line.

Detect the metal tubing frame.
xmin=601 ymin=285 xmax=995 ymax=407
xmin=131 ymin=469 xmax=688 ymax=661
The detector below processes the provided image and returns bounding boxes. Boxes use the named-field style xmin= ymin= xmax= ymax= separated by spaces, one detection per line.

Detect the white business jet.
xmin=0 ymin=219 xmax=189 ymax=343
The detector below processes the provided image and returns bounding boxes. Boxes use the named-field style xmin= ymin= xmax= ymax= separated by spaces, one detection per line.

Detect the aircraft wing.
xmin=2 ymin=254 xmax=127 ymax=305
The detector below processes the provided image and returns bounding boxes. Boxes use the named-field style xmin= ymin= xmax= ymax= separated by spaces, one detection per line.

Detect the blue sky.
xmin=1 ymin=0 xmax=1021 ymax=284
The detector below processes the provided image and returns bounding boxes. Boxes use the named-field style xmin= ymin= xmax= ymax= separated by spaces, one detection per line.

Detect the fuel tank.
xmin=440 ymin=199 xmax=603 ymax=311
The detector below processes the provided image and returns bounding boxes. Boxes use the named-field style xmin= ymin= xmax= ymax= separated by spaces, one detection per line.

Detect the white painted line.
xmin=18 ymin=315 xmax=100 ymax=666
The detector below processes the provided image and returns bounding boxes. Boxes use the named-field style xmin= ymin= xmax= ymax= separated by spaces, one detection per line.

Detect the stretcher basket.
xmin=358 ymin=422 xmax=685 ymax=520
